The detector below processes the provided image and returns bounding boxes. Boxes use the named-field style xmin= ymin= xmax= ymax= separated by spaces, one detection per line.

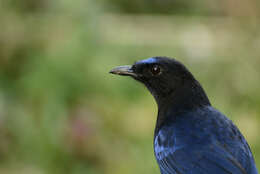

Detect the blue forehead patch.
xmin=137 ymin=57 xmax=157 ymax=64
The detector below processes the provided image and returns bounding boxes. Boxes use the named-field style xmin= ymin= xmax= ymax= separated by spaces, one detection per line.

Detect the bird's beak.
xmin=109 ymin=65 xmax=137 ymax=77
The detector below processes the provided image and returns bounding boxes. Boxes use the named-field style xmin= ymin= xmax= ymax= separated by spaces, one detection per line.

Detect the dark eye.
xmin=151 ymin=65 xmax=161 ymax=75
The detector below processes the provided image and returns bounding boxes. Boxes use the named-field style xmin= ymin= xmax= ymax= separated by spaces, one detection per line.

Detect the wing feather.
xmin=158 ymin=145 xmax=248 ymax=174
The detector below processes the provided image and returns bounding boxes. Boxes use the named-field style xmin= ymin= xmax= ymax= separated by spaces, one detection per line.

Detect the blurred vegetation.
xmin=101 ymin=0 xmax=260 ymax=16
xmin=0 ymin=0 xmax=259 ymax=174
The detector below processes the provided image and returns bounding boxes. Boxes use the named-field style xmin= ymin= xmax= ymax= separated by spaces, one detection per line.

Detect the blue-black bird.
xmin=110 ymin=57 xmax=258 ymax=174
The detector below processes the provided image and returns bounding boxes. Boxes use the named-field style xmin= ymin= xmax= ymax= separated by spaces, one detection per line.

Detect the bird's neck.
xmin=154 ymin=80 xmax=211 ymax=134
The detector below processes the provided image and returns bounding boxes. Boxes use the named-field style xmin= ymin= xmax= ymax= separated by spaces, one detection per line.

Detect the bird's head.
xmin=110 ymin=57 xmax=210 ymax=109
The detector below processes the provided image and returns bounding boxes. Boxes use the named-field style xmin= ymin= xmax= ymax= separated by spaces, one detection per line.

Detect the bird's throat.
xmin=154 ymin=80 xmax=211 ymax=134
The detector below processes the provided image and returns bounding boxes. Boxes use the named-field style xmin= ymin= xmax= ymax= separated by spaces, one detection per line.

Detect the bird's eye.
xmin=151 ymin=65 xmax=161 ymax=76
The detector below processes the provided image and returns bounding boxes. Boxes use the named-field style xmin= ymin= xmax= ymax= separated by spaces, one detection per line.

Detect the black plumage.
xmin=110 ymin=56 xmax=258 ymax=174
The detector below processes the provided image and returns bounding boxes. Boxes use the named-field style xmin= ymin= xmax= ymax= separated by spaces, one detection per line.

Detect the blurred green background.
xmin=0 ymin=0 xmax=259 ymax=173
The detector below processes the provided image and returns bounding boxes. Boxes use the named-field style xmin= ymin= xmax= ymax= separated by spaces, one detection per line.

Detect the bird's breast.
xmin=154 ymin=127 xmax=185 ymax=161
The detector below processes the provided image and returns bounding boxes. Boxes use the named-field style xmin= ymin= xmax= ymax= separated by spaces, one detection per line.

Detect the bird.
xmin=109 ymin=56 xmax=258 ymax=174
